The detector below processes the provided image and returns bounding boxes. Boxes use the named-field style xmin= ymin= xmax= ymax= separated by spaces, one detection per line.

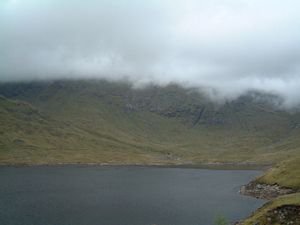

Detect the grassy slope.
xmin=0 ymin=80 xmax=299 ymax=166
xmin=256 ymin=156 xmax=300 ymax=189
xmin=252 ymin=120 xmax=300 ymax=188
xmin=0 ymin=96 xmax=177 ymax=164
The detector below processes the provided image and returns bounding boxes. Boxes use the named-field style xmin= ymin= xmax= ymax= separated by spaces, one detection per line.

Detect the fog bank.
xmin=0 ymin=0 xmax=300 ymax=108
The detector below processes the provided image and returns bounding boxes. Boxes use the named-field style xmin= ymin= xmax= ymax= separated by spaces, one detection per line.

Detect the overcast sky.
xmin=0 ymin=0 xmax=300 ymax=107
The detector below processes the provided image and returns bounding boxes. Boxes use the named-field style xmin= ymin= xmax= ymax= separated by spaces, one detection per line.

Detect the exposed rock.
xmin=264 ymin=205 xmax=300 ymax=225
xmin=235 ymin=205 xmax=300 ymax=225
xmin=192 ymin=107 xmax=205 ymax=126
xmin=124 ymin=103 xmax=135 ymax=112
xmin=240 ymin=182 xmax=295 ymax=200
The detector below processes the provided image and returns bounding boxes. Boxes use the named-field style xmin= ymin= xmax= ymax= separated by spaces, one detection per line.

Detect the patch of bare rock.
xmin=240 ymin=182 xmax=295 ymax=200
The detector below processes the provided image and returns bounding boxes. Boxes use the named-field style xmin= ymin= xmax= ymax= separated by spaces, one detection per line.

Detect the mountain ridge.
xmin=0 ymin=79 xmax=299 ymax=165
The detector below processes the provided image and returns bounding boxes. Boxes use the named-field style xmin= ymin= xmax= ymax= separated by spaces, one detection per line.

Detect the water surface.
xmin=0 ymin=166 xmax=265 ymax=225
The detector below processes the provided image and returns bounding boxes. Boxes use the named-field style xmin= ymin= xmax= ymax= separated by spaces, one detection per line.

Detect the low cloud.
xmin=0 ymin=0 xmax=300 ymax=108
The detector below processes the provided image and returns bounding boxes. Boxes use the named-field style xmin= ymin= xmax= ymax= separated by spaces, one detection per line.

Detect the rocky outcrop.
xmin=267 ymin=205 xmax=300 ymax=225
xmin=235 ymin=205 xmax=300 ymax=225
xmin=240 ymin=182 xmax=295 ymax=200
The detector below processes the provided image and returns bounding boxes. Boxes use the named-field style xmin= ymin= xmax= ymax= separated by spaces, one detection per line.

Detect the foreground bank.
xmin=239 ymin=157 xmax=300 ymax=225
xmin=240 ymin=193 xmax=300 ymax=225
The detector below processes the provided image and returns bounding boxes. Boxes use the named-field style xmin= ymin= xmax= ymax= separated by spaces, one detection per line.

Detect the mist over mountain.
xmin=1 ymin=0 xmax=300 ymax=108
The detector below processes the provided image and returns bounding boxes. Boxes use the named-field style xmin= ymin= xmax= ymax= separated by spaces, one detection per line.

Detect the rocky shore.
xmin=237 ymin=181 xmax=300 ymax=225
xmin=240 ymin=182 xmax=296 ymax=200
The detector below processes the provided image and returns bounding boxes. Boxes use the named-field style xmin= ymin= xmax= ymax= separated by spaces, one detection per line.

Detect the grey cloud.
xmin=0 ymin=0 xmax=300 ymax=108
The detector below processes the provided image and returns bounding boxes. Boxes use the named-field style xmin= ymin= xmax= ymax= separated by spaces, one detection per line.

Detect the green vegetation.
xmin=214 ymin=214 xmax=229 ymax=225
xmin=1 ymin=80 xmax=299 ymax=166
xmin=0 ymin=95 xmax=170 ymax=165
xmin=256 ymin=157 xmax=300 ymax=190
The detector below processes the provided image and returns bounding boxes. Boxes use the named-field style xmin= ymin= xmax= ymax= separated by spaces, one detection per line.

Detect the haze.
xmin=1 ymin=0 xmax=300 ymax=108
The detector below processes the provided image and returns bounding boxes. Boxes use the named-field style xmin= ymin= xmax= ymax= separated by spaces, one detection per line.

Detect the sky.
xmin=0 ymin=0 xmax=300 ymax=108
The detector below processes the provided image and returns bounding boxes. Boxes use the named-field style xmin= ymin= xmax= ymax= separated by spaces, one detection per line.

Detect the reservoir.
xmin=0 ymin=166 xmax=265 ymax=225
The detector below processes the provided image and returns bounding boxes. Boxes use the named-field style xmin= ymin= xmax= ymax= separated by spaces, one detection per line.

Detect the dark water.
xmin=0 ymin=166 xmax=265 ymax=225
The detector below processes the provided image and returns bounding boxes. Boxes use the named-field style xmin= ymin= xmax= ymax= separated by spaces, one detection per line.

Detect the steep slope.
xmin=0 ymin=79 xmax=299 ymax=165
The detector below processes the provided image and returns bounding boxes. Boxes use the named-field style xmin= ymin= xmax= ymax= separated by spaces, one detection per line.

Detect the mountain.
xmin=1 ymin=79 xmax=300 ymax=166
xmin=0 ymin=93 xmax=175 ymax=165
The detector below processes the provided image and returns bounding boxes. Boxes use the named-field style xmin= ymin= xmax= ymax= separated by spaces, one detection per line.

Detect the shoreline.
xmin=0 ymin=161 xmax=271 ymax=170
xmin=238 ymin=181 xmax=300 ymax=224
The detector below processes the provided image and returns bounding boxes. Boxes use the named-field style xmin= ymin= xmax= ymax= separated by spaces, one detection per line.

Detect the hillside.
xmin=0 ymin=79 xmax=299 ymax=165
xmin=0 ymin=95 xmax=172 ymax=164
